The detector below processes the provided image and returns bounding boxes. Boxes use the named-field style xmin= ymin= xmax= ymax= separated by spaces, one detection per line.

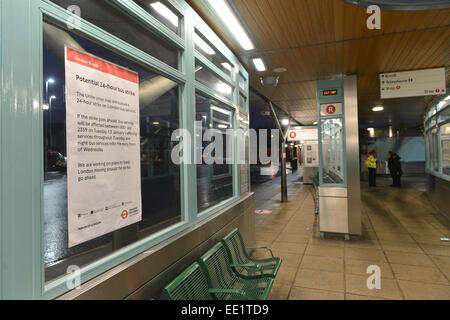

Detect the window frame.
xmin=0 ymin=0 xmax=249 ymax=300
xmin=424 ymin=95 xmax=450 ymax=182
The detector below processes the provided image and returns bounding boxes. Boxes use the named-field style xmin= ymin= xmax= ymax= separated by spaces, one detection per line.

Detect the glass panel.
xmin=320 ymin=118 xmax=344 ymax=184
xmin=50 ymin=0 xmax=179 ymax=69
xmin=196 ymin=94 xmax=233 ymax=212
xmin=43 ymin=22 xmax=181 ymax=283
xmin=430 ymin=127 xmax=439 ymax=172
xmin=239 ymin=94 xmax=247 ymax=114
xmin=194 ymin=31 xmax=232 ymax=76
xmin=441 ymin=123 xmax=450 ymax=176
xmin=195 ymin=61 xmax=233 ymax=100
xmin=239 ymin=73 xmax=246 ymax=91
xmin=437 ymin=98 xmax=449 ymax=112
xmin=438 ymin=105 xmax=450 ymax=123
xmin=133 ymin=0 xmax=181 ymax=35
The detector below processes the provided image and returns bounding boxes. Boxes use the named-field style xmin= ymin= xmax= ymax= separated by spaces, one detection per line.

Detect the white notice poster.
xmin=65 ymin=47 xmax=142 ymax=248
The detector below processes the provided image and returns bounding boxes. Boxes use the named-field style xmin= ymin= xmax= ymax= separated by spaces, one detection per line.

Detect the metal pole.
xmin=268 ymin=102 xmax=289 ymax=203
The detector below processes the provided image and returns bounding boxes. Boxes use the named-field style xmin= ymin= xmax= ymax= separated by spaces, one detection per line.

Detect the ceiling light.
xmin=281 ymin=119 xmax=289 ymax=126
xmin=313 ymin=121 xmax=318 ymax=125
xmin=206 ymin=0 xmax=254 ymax=51
xmin=212 ymin=106 xmax=231 ymax=116
xmin=151 ymin=2 xmax=179 ymax=27
xmin=43 ymin=104 xmax=49 ymax=110
xmin=372 ymin=106 xmax=384 ymax=112
xmin=221 ymin=62 xmax=232 ymax=71
xmin=47 ymin=78 xmax=55 ymax=84
xmin=216 ymin=83 xmax=232 ymax=95
xmin=253 ymin=58 xmax=266 ymax=72
xmin=194 ymin=33 xmax=215 ymax=55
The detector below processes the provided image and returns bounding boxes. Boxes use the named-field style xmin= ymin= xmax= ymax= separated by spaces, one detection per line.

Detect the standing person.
xmin=365 ymin=150 xmax=377 ymax=187
xmin=388 ymin=151 xmax=396 ymax=187
xmin=388 ymin=152 xmax=403 ymax=187
xmin=393 ymin=153 xmax=403 ymax=187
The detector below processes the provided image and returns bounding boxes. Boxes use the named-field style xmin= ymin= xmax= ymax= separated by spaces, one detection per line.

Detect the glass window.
xmin=441 ymin=123 xmax=450 ymax=176
xmin=437 ymin=98 xmax=449 ymax=112
xmin=320 ymin=118 xmax=344 ymax=184
xmin=430 ymin=127 xmax=439 ymax=172
xmin=239 ymin=73 xmax=246 ymax=91
xmin=196 ymin=94 xmax=234 ymax=212
xmin=194 ymin=31 xmax=232 ymax=76
xmin=50 ymin=0 xmax=179 ymax=69
xmin=239 ymin=93 xmax=248 ymax=114
xmin=195 ymin=61 xmax=233 ymax=100
xmin=133 ymin=0 xmax=181 ymax=35
xmin=438 ymin=106 xmax=450 ymax=123
xmin=43 ymin=22 xmax=181 ymax=283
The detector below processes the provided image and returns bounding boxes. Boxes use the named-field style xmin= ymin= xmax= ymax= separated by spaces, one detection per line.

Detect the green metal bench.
xmin=222 ymin=229 xmax=282 ymax=279
xmin=163 ymin=262 xmax=247 ymax=300
xmin=199 ymin=242 xmax=274 ymax=300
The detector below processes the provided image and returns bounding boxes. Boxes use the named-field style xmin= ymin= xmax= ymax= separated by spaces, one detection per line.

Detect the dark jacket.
xmin=388 ymin=154 xmax=402 ymax=176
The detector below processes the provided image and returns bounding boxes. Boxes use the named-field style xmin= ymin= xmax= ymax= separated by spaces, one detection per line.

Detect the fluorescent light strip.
xmin=253 ymin=58 xmax=266 ymax=72
xmin=216 ymin=82 xmax=232 ymax=95
xmin=206 ymin=0 xmax=254 ymax=51
xmin=212 ymin=105 xmax=231 ymax=116
xmin=221 ymin=62 xmax=232 ymax=71
xmin=372 ymin=106 xmax=384 ymax=112
xmin=151 ymin=2 xmax=179 ymax=27
xmin=194 ymin=33 xmax=215 ymax=55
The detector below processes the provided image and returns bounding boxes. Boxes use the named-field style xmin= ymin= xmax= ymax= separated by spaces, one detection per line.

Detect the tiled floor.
xmin=251 ymin=173 xmax=450 ymax=300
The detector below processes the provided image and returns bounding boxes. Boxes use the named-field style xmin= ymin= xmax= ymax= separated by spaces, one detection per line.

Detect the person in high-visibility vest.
xmin=365 ymin=150 xmax=377 ymax=187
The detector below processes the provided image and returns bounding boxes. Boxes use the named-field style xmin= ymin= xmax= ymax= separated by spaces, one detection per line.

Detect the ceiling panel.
xmin=187 ymin=0 xmax=450 ymax=126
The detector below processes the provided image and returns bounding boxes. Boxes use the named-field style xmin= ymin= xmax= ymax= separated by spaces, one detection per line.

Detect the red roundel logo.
xmin=436 ymin=89 xmax=440 ymax=93
xmin=289 ymin=131 xmax=297 ymax=139
xmin=121 ymin=210 xmax=129 ymax=220
xmin=326 ymin=105 xmax=336 ymax=114
xmin=396 ymin=86 xmax=401 ymax=90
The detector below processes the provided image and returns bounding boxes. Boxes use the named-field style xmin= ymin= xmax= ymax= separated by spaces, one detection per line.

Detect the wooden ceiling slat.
xmin=188 ymin=0 xmax=449 ymax=126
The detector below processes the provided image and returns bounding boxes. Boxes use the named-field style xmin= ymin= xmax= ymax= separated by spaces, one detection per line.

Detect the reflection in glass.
xmin=50 ymin=0 xmax=179 ymax=69
xmin=430 ymin=127 xmax=439 ymax=172
xmin=195 ymin=61 xmax=233 ymax=100
xmin=239 ymin=73 xmax=246 ymax=91
xmin=194 ymin=31 xmax=233 ymax=76
xmin=320 ymin=118 xmax=344 ymax=184
xmin=239 ymin=94 xmax=247 ymax=114
xmin=196 ymin=94 xmax=234 ymax=212
xmin=441 ymin=123 xmax=450 ymax=176
xmin=43 ymin=22 xmax=181 ymax=283
xmin=133 ymin=0 xmax=180 ymax=35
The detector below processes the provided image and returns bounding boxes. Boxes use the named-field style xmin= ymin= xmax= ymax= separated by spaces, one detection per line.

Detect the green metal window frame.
xmin=424 ymin=93 xmax=450 ymax=182
xmin=0 ymin=0 xmax=249 ymax=299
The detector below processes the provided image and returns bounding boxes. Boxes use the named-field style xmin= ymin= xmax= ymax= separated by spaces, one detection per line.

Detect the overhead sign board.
xmin=65 ymin=47 xmax=142 ymax=247
xmin=380 ymin=68 xmax=446 ymax=99
xmin=320 ymin=102 xmax=343 ymax=116
xmin=287 ymin=127 xmax=318 ymax=142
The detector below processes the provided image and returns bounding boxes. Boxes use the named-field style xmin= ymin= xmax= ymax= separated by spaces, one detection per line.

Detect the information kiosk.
xmin=316 ymin=76 xmax=362 ymax=238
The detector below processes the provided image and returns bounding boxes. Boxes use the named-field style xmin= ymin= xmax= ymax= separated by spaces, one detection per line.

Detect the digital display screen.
xmin=323 ymin=89 xmax=338 ymax=96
